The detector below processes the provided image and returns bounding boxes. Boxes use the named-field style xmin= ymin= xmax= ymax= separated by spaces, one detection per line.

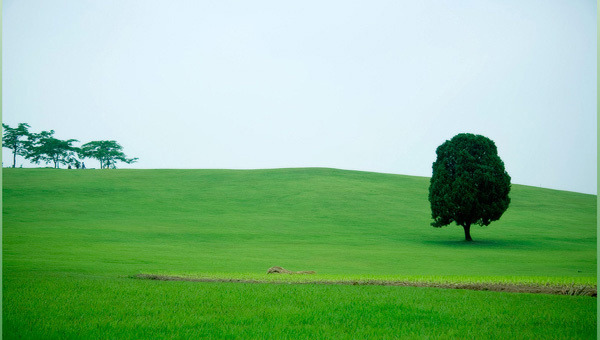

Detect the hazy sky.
xmin=3 ymin=1 xmax=597 ymax=194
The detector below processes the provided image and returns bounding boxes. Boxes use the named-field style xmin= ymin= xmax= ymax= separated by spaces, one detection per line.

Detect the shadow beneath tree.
xmin=422 ymin=238 xmax=536 ymax=249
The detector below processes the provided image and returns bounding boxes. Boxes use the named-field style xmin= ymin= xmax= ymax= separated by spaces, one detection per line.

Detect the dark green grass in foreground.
xmin=3 ymin=168 xmax=597 ymax=338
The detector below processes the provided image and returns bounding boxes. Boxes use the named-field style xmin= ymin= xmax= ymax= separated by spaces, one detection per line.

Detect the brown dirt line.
xmin=132 ymin=274 xmax=596 ymax=297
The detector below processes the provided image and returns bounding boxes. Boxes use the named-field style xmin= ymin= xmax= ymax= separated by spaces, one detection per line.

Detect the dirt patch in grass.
xmin=132 ymin=274 xmax=596 ymax=297
xmin=267 ymin=266 xmax=315 ymax=274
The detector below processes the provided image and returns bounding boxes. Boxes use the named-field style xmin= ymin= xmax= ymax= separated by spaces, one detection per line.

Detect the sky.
xmin=2 ymin=0 xmax=597 ymax=194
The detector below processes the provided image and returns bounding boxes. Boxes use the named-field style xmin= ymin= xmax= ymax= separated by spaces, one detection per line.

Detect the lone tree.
xmin=26 ymin=130 xmax=80 ymax=169
xmin=80 ymin=140 xmax=138 ymax=169
xmin=428 ymin=133 xmax=511 ymax=241
xmin=2 ymin=123 xmax=32 ymax=168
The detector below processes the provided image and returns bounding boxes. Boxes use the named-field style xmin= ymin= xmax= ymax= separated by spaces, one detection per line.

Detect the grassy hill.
xmin=2 ymin=168 xmax=597 ymax=338
xmin=3 ymin=167 xmax=595 ymax=278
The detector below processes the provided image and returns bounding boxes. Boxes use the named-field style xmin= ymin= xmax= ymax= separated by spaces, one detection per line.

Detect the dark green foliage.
xmin=2 ymin=123 xmax=32 ymax=167
xmin=429 ymin=133 xmax=511 ymax=241
xmin=26 ymin=130 xmax=80 ymax=169
xmin=3 ymin=122 xmax=137 ymax=169
xmin=80 ymin=140 xmax=138 ymax=169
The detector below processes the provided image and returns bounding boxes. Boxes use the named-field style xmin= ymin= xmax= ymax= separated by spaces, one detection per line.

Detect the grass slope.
xmin=3 ymin=167 xmax=595 ymax=278
xmin=3 ymin=168 xmax=597 ymax=338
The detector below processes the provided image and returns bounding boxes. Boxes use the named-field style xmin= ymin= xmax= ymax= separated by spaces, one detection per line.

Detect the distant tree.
xmin=2 ymin=123 xmax=32 ymax=168
xmin=428 ymin=133 xmax=511 ymax=241
xmin=26 ymin=130 xmax=80 ymax=169
xmin=80 ymin=140 xmax=138 ymax=169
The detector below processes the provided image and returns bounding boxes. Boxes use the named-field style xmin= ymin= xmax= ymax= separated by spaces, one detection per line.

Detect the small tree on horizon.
xmin=428 ymin=133 xmax=511 ymax=241
xmin=80 ymin=140 xmax=137 ymax=169
xmin=2 ymin=123 xmax=32 ymax=168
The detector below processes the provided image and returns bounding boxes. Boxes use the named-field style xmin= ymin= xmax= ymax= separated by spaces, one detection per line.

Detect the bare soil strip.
xmin=133 ymin=274 xmax=596 ymax=297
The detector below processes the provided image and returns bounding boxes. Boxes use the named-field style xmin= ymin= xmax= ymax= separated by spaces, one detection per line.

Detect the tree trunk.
xmin=12 ymin=151 xmax=16 ymax=168
xmin=463 ymin=223 xmax=473 ymax=242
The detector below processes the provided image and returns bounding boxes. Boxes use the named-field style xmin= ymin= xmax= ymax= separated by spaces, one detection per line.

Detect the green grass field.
xmin=2 ymin=168 xmax=597 ymax=339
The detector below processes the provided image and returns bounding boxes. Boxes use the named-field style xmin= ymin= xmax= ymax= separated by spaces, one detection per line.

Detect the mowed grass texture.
xmin=3 ymin=168 xmax=597 ymax=339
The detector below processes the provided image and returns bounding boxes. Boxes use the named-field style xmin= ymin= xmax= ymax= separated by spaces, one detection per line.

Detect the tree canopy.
xmin=2 ymin=123 xmax=137 ymax=169
xmin=26 ymin=130 xmax=80 ymax=169
xmin=2 ymin=123 xmax=32 ymax=168
xmin=80 ymin=140 xmax=138 ymax=169
xmin=428 ymin=133 xmax=511 ymax=241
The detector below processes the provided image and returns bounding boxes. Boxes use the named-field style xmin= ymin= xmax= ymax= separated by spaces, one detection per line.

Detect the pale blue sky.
xmin=3 ymin=0 xmax=597 ymax=194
